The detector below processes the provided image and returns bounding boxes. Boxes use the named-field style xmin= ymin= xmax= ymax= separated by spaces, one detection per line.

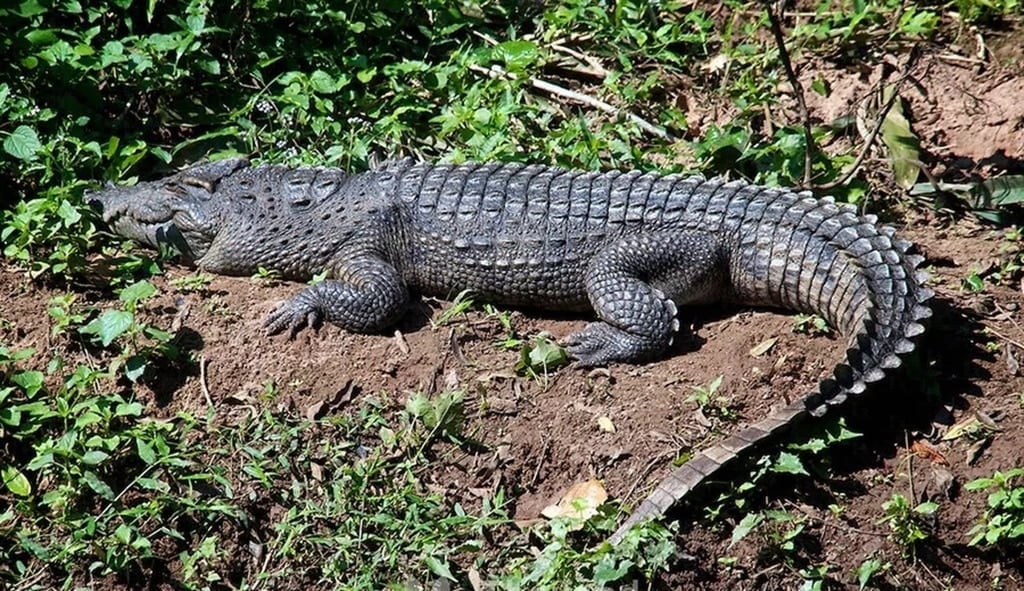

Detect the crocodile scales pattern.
xmin=89 ymin=158 xmax=933 ymax=543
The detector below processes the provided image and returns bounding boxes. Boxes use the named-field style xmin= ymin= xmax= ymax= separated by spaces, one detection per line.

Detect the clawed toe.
xmin=263 ymin=301 xmax=323 ymax=338
xmin=564 ymin=322 xmax=671 ymax=366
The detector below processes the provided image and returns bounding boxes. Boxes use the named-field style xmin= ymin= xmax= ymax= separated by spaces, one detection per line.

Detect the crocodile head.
xmin=88 ymin=158 xmax=251 ymax=264
xmin=89 ymin=158 xmax=382 ymax=279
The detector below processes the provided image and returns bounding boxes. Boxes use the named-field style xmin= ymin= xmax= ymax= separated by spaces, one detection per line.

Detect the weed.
xmin=966 ymin=467 xmax=1024 ymax=548
xmin=687 ymin=375 xmax=737 ymax=420
xmin=515 ymin=334 xmax=570 ymax=385
xmin=78 ymin=280 xmax=178 ymax=382
xmin=706 ymin=418 xmax=861 ymax=521
xmin=483 ymin=303 xmax=524 ymax=350
xmin=496 ymin=504 xmax=676 ymax=589
xmin=954 ymin=0 xmax=1023 ymax=23
xmin=46 ymin=294 xmax=87 ymax=338
xmin=251 ymin=266 xmax=281 ymax=283
xmin=433 ymin=289 xmax=477 ymax=327
xmin=170 ymin=273 xmax=214 ymax=293
xmin=879 ymin=493 xmax=938 ymax=556
xmin=1 ymin=0 xmax=1007 ymax=587
xmin=793 ymin=314 xmax=831 ymax=335
xmin=854 ymin=556 xmax=888 ymax=590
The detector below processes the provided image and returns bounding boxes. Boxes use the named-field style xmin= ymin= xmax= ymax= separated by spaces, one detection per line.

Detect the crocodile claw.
xmin=264 ymin=298 xmax=324 ymax=338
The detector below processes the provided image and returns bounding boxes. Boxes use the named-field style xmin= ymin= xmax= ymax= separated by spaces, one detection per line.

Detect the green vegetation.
xmin=2 ymin=0 xmax=1023 ymax=588
xmin=879 ymin=493 xmax=938 ymax=557
xmin=966 ymin=468 xmax=1024 ymax=548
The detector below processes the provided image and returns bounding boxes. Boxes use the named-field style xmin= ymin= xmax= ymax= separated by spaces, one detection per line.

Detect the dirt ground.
xmin=4 ymin=28 xmax=1024 ymax=591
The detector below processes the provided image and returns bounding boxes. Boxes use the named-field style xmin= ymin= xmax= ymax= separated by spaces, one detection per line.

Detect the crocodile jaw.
xmin=88 ymin=182 xmax=217 ymax=263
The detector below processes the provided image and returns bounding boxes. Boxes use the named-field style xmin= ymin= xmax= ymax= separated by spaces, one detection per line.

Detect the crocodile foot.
xmin=564 ymin=322 xmax=670 ymax=367
xmin=264 ymin=293 xmax=324 ymax=338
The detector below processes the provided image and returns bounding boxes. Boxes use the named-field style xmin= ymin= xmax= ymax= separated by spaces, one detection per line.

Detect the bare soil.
xmin=3 ymin=28 xmax=1024 ymax=591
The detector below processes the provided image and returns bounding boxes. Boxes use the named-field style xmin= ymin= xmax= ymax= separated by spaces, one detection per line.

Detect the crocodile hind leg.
xmin=567 ymin=230 xmax=727 ymax=366
xmin=264 ymin=255 xmax=409 ymax=336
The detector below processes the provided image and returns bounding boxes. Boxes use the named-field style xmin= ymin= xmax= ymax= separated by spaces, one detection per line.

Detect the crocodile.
xmin=88 ymin=157 xmax=933 ymax=543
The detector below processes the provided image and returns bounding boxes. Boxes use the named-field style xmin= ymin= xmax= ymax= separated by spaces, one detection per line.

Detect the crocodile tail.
xmin=608 ymin=196 xmax=933 ymax=544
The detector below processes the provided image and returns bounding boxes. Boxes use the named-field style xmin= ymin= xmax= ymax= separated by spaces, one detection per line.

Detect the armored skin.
xmin=89 ymin=158 xmax=932 ymax=542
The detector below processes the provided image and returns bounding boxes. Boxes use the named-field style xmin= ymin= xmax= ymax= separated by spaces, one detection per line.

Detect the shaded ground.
xmin=3 ymin=24 xmax=1024 ymax=591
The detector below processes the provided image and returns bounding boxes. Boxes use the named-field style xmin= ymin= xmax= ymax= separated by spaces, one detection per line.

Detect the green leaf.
xmin=136 ymin=476 xmax=169 ymax=492
xmin=80 ymin=309 xmax=134 ymax=347
xmin=25 ymin=29 xmax=58 ymax=45
xmin=309 ymin=69 xmax=338 ymax=94
xmin=81 ymin=450 xmax=109 ymax=465
xmin=879 ymin=87 xmax=921 ymax=190
xmin=771 ymin=451 xmax=809 ymax=475
xmin=973 ymin=175 xmax=1024 ymax=208
xmin=729 ymin=512 xmax=763 ymax=548
xmin=855 ymin=557 xmax=883 ymax=590
xmin=136 ymin=439 xmax=157 ymax=464
xmin=115 ymin=401 xmax=143 ymax=417
xmin=16 ymin=0 xmax=48 ymax=17
xmin=810 ymin=76 xmax=829 ymax=97
xmin=493 ymin=40 xmax=539 ymax=72
xmin=11 ymin=370 xmax=44 ymax=396
xmin=124 ymin=355 xmax=147 ymax=382
xmin=517 ymin=336 xmax=569 ymax=374
xmin=81 ymin=470 xmax=116 ymax=500
xmin=2 ymin=465 xmax=32 ymax=497
xmin=3 ymin=125 xmax=43 ymax=161
xmin=57 ymin=199 xmax=82 ymax=226
xmin=119 ymin=280 xmax=157 ymax=304
xmin=423 ymin=555 xmax=456 ymax=581
xmin=593 ymin=554 xmax=632 ymax=585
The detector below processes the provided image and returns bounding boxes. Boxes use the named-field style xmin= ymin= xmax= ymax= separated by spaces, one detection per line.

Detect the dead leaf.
xmin=749 ymin=337 xmax=777 ymax=357
xmin=305 ymin=380 xmax=356 ymax=420
xmin=597 ymin=416 xmax=616 ymax=433
xmin=911 ymin=440 xmax=949 ymax=465
xmin=1007 ymin=344 xmax=1020 ymax=376
xmin=444 ymin=369 xmax=460 ymax=391
xmin=392 ymin=329 xmax=410 ymax=355
xmin=468 ymin=566 xmax=485 ymax=591
xmin=942 ymin=413 xmax=999 ymax=441
xmin=967 ymin=437 xmax=992 ymax=465
xmin=703 ymin=53 xmax=730 ymax=74
xmin=540 ymin=479 xmax=608 ymax=524
xmin=304 ymin=400 xmax=324 ymax=421
xmin=975 ymin=410 xmax=1001 ymax=431
xmin=930 ymin=465 xmax=956 ymax=499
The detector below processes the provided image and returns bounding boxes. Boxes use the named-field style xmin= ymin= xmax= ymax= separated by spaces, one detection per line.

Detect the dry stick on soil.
xmin=905 ymin=430 xmax=917 ymax=503
xmin=765 ymin=0 xmax=816 ymax=188
xmin=199 ymin=354 xmax=213 ymax=409
xmin=549 ymin=42 xmax=610 ymax=79
xmin=468 ymin=63 xmax=675 ymax=141
xmin=766 ymin=0 xmax=923 ymax=192
xmin=529 ymin=436 xmax=552 ymax=488
xmin=994 ymin=301 xmax=1024 ymax=342
xmin=984 ymin=325 xmax=1024 ymax=352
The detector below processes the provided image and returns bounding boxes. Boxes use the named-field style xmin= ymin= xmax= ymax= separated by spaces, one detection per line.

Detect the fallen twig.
xmin=468 ymin=63 xmax=675 ymax=141
xmin=550 ymin=42 xmax=610 ymax=79
xmin=816 ymin=48 xmax=921 ymax=191
xmin=766 ymin=1 xmax=815 ymax=188
xmin=529 ymin=436 xmax=551 ymax=488
xmin=200 ymin=354 xmax=213 ymax=409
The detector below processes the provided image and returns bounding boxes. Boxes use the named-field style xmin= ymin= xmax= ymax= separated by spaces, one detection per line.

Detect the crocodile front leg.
xmin=568 ymin=230 xmax=727 ymax=366
xmin=264 ymin=256 xmax=408 ymax=336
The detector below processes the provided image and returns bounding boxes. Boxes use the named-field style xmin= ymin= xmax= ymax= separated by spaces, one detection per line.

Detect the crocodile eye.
xmin=289 ymin=196 xmax=312 ymax=208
